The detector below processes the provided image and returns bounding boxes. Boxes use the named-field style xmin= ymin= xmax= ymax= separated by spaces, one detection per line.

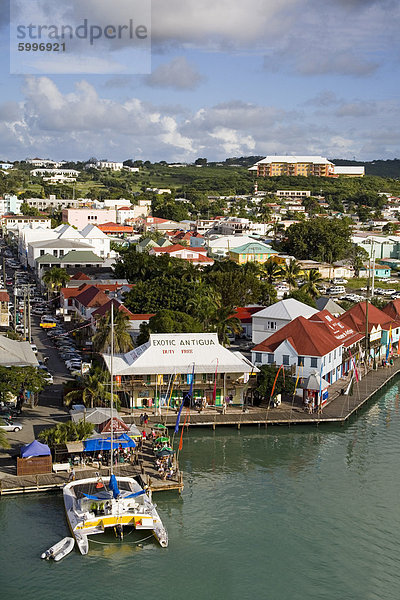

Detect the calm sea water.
xmin=2 ymin=383 xmax=400 ymax=600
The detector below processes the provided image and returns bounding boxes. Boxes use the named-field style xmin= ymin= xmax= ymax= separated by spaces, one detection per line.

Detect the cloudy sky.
xmin=1 ymin=0 xmax=400 ymax=162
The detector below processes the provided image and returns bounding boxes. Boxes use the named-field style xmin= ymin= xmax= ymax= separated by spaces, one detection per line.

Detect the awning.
xmin=66 ymin=441 xmax=84 ymax=453
xmin=83 ymin=434 xmax=136 ymax=452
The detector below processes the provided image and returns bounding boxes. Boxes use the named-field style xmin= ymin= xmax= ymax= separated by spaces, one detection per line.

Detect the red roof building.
xmin=97 ymin=222 xmax=134 ymax=237
xmin=149 ymin=244 xmax=214 ymax=266
xmin=252 ymin=310 xmax=364 ymax=385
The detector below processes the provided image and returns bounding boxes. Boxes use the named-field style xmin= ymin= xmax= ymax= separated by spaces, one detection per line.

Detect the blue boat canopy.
xmin=21 ymin=440 xmax=51 ymax=458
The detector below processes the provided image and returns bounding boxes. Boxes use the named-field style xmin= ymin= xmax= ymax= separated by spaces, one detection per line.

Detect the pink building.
xmin=62 ymin=208 xmax=117 ymax=229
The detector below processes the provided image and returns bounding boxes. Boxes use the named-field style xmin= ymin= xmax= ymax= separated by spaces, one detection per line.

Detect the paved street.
xmin=0 ymin=260 xmax=74 ymax=464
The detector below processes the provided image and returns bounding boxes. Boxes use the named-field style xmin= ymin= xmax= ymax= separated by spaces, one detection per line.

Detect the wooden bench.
xmin=52 ymin=463 xmax=70 ymax=473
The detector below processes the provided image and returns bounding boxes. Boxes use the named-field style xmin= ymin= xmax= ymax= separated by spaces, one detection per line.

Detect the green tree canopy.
xmin=257 ymin=365 xmax=295 ymax=400
xmin=283 ymin=217 xmax=352 ymax=262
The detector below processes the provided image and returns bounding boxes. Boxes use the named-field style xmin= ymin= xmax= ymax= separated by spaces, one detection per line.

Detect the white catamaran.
xmin=63 ymin=304 xmax=168 ymax=554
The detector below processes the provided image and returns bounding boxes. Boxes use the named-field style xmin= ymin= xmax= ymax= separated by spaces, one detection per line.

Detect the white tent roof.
xmin=0 ymin=335 xmax=39 ymax=367
xmin=253 ymin=299 xmax=318 ymax=321
xmin=70 ymin=407 xmax=121 ymax=424
xmin=102 ymin=333 xmax=258 ymax=376
xmin=80 ymin=224 xmax=109 ymax=239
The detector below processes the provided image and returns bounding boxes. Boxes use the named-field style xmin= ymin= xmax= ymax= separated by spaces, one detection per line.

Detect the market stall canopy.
xmin=301 ymin=373 xmax=330 ymax=391
xmin=102 ymin=333 xmax=259 ymax=376
xmin=83 ymin=434 xmax=136 ymax=452
xmin=65 ymin=441 xmax=84 ymax=453
xmin=21 ymin=440 xmax=51 ymax=458
xmin=70 ymin=407 xmax=121 ymax=424
xmin=0 ymin=335 xmax=39 ymax=367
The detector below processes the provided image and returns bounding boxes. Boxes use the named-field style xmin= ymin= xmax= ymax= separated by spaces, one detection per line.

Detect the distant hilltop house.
xmin=332 ymin=165 xmax=365 ymax=177
xmin=250 ymin=156 xmax=365 ymax=178
xmin=26 ymin=158 xmax=63 ymax=168
xmin=30 ymin=168 xmax=79 ymax=182
xmin=89 ymin=161 xmax=124 ymax=171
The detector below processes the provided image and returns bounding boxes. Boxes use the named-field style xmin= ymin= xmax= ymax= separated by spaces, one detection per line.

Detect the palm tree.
xmin=93 ymin=306 xmax=134 ymax=354
xmin=42 ymin=266 xmax=70 ymax=298
xmin=268 ymin=221 xmax=285 ymax=239
xmin=281 ymin=259 xmax=302 ymax=290
xmin=300 ymin=269 xmax=323 ymax=298
xmin=186 ymin=282 xmax=222 ymax=330
xmin=261 ymin=259 xmax=283 ymax=284
xmin=210 ymin=305 xmax=242 ymax=347
xmin=64 ymin=371 xmax=117 ymax=409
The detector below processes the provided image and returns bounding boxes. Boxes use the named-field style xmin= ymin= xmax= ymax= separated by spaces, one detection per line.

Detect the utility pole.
xmin=27 ymin=285 xmax=32 ymax=344
xmin=23 ymin=288 xmax=27 ymax=341
xmin=13 ymin=271 xmax=17 ymax=331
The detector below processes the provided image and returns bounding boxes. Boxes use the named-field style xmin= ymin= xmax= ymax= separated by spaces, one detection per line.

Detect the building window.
xmin=282 ymin=355 xmax=289 ymax=365
xmin=255 ymin=353 xmax=262 ymax=363
xmin=310 ymin=357 xmax=318 ymax=368
xmin=298 ymin=356 xmax=305 ymax=366
xmin=40 ymin=250 xmax=45 ymax=256
xmin=267 ymin=353 xmax=274 ymax=364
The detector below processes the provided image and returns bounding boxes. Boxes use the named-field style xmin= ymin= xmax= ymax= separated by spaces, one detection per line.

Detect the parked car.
xmin=0 ymin=419 xmax=23 ymax=432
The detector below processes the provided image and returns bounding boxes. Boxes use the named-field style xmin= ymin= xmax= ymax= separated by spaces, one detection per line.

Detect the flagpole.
xmin=110 ymin=301 xmax=114 ymax=476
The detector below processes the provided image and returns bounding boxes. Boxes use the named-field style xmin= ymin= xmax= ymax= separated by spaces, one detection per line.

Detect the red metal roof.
xmin=71 ymin=272 xmax=90 ymax=280
xmin=98 ymin=222 xmax=134 ymax=232
xmin=253 ymin=311 xmax=363 ymax=357
xmin=74 ymin=285 xmax=110 ymax=308
xmin=233 ymin=306 xmax=264 ymax=323
xmin=382 ymin=299 xmax=400 ymax=324
xmin=91 ymin=298 xmax=137 ymax=320
xmin=0 ymin=291 xmax=9 ymax=302
xmin=341 ymin=301 xmax=394 ymax=333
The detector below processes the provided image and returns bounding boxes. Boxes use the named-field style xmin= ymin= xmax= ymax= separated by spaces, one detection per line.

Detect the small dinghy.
xmin=41 ymin=537 xmax=75 ymax=561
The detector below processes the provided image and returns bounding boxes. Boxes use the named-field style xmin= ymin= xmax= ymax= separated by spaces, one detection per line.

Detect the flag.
xmin=212 ymin=359 xmax=218 ymax=404
xmin=318 ymin=360 xmax=323 ymax=409
xmin=348 ymin=348 xmax=359 ymax=382
xmin=175 ymin=365 xmax=194 ymax=433
xmin=386 ymin=326 xmax=392 ymax=361
xmin=270 ymin=364 xmax=284 ymax=401
xmin=178 ymin=410 xmax=189 ymax=451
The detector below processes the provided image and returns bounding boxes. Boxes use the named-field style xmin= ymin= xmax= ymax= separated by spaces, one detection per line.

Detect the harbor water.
xmin=2 ymin=382 xmax=400 ymax=600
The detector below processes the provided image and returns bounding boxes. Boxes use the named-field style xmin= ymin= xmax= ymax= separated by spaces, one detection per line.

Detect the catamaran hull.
xmin=63 ymin=476 xmax=168 ymax=554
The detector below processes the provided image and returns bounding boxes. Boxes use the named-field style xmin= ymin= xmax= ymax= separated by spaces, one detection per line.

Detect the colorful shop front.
xmin=102 ymin=333 xmax=258 ymax=409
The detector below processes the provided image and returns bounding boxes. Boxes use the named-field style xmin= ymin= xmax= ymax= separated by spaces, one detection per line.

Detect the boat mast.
xmin=110 ymin=301 xmax=114 ymax=476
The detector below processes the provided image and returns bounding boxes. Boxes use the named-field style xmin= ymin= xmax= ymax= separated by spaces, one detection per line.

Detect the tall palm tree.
xmin=210 ymin=305 xmax=242 ymax=347
xmin=300 ymin=269 xmax=323 ymax=298
xmin=186 ymin=282 xmax=222 ymax=330
xmin=42 ymin=266 xmax=70 ymax=298
xmin=93 ymin=307 xmax=134 ymax=354
xmin=281 ymin=259 xmax=302 ymax=290
xmin=268 ymin=221 xmax=285 ymax=239
xmin=64 ymin=371 xmax=117 ymax=409
xmin=261 ymin=259 xmax=283 ymax=284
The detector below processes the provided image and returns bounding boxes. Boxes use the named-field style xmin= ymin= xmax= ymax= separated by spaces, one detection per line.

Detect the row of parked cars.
xmin=45 ymin=321 xmax=84 ymax=374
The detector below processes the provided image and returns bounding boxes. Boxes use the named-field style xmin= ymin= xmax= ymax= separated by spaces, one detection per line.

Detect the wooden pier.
xmin=140 ymin=358 xmax=400 ymax=429
xmin=0 ymin=440 xmax=184 ymax=496
xmin=1 ymin=360 xmax=399 ymax=495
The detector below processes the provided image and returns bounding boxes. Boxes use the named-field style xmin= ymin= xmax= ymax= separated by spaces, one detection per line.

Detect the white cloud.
xmin=2 ymin=77 xmax=400 ymax=161
xmin=146 ymin=57 xmax=204 ymax=90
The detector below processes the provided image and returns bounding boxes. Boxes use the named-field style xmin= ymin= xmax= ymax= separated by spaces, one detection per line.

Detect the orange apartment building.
xmin=252 ymin=156 xmax=336 ymax=177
